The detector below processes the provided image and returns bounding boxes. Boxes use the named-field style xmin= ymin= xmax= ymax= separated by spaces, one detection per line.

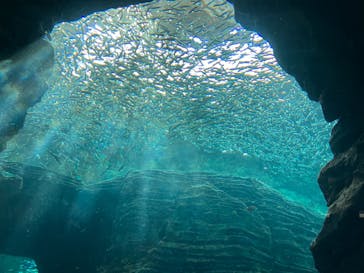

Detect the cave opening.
xmin=0 ymin=0 xmax=334 ymax=272
xmin=1 ymin=0 xmax=333 ymax=211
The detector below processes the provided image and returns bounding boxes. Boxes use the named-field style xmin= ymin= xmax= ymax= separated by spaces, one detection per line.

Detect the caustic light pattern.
xmin=2 ymin=0 xmax=332 ymax=209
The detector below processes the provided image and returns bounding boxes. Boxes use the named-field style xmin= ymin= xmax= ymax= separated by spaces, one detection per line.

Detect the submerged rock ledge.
xmin=1 ymin=0 xmax=364 ymax=272
xmin=0 ymin=163 xmax=320 ymax=273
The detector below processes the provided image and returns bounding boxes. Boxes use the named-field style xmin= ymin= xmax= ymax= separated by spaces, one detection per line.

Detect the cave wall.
xmin=0 ymin=0 xmax=364 ymax=272
xmin=230 ymin=2 xmax=364 ymax=272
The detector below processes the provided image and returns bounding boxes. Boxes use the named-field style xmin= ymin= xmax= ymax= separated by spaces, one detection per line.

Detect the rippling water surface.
xmin=0 ymin=3 xmax=336 ymax=272
xmin=0 ymin=0 xmax=335 ymax=272
xmin=2 ymin=0 xmax=332 ymax=211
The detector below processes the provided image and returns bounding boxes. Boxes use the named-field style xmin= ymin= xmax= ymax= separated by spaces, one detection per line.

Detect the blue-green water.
xmin=0 ymin=0 xmax=333 ymax=272
xmin=2 ymin=0 xmax=332 ymax=212
xmin=0 ymin=165 xmax=323 ymax=273
xmin=0 ymin=255 xmax=38 ymax=273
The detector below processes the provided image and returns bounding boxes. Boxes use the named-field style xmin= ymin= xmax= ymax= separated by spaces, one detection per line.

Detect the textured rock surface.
xmin=232 ymin=0 xmax=364 ymax=123
xmin=311 ymin=134 xmax=364 ymax=273
xmin=0 ymin=163 xmax=321 ymax=273
xmin=230 ymin=2 xmax=364 ymax=272
xmin=1 ymin=0 xmax=364 ymax=272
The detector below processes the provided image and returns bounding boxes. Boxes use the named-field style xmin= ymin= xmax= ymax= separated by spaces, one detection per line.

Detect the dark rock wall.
xmin=228 ymin=1 xmax=364 ymax=272
xmin=232 ymin=0 xmax=364 ymax=120
xmin=0 ymin=0 xmax=152 ymax=61
xmin=1 ymin=0 xmax=364 ymax=272
xmin=311 ymin=135 xmax=364 ymax=273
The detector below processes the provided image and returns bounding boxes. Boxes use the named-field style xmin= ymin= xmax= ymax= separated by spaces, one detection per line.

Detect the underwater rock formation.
xmin=311 ymin=134 xmax=364 ymax=273
xmin=230 ymin=2 xmax=364 ymax=272
xmin=0 ymin=163 xmax=320 ymax=273
xmin=0 ymin=0 xmax=364 ymax=272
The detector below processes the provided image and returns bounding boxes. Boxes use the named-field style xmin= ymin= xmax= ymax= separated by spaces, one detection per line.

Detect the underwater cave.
xmin=1 ymin=0 xmax=363 ymax=273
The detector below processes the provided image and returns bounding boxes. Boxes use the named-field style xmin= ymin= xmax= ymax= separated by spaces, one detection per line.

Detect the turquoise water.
xmin=0 ymin=255 xmax=38 ymax=273
xmin=0 ymin=0 xmax=333 ymax=272
xmin=2 ymin=0 xmax=332 ymax=212
xmin=0 ymin=164 xmax=322 ymax=273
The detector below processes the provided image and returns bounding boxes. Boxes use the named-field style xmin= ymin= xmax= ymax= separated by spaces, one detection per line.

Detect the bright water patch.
xmin=0 ymin=254 xmax=38 ymax=273
xmin=2 ymin=0 xmax=332 ymax=212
